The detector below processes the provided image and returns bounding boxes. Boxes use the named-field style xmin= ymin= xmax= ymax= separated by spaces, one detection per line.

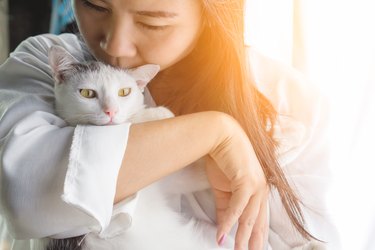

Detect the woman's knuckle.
xmin=246 ymin=218 xmax=256 ymax=228
xmin=252 ymin=226 xmax=265 ymax=236
xmin=231 ymin=207 xmax=243 ymax=218
xmin=239 ymin=217 xmax=256 ymax=228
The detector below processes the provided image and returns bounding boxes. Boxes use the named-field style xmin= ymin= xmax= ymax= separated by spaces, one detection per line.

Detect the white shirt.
xmin=0 ymin=34 xmax=339 ymax=249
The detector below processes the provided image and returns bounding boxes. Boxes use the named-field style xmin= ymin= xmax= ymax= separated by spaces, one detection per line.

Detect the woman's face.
xmin=73 ymin=0 xmax=203 ymax=70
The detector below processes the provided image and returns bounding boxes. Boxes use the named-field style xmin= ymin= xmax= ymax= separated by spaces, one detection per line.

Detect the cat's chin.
xmin=84 ymin=120 xmax=116 ymax=126
xmin=93 ymin=118 xmax=123 ymax=126
xmin=105 ymin=121 xmax=116 ymax=125
xmin=104 ymin=120 xmax=126 ymax=126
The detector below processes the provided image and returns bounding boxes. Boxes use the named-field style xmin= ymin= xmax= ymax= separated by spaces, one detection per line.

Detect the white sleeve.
xmin=0 ymin=34 xmax=136 ymax=240
xmin=248 ymin=48 xmax=340 ymax=249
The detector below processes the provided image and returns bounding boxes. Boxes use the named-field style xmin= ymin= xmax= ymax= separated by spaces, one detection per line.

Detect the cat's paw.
xmin=154 ymin=107 xmax=174 ymax=119
xmin=128 ymin=107 xmax=174 ymax=123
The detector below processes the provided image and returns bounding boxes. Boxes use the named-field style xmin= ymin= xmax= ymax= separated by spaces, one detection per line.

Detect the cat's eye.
xmin=118 ymin=88 xmax=131 ymax=97
xmin=79 ymin=89 xmax=96 ymax=98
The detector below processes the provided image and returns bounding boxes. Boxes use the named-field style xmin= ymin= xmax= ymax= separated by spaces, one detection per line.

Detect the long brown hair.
xmin=152 ymin=0 xmax=316 ymax=240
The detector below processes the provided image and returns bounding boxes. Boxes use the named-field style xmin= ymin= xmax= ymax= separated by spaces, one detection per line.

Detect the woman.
xmin=0 ymin=0 xmax=338 ymax=249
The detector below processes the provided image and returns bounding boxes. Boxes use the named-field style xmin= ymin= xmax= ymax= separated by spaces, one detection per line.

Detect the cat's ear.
xmin=128 ymin=64 xmax=160 ymax=91
xmin=48 ymin=45 xmax=77 ymax=84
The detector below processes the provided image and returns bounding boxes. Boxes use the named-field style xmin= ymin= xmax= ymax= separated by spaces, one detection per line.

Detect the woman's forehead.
xmin=79 ymin=0 xmax=203 ymax=20
xmin=91 ymin=0 xmax=199 ymax=11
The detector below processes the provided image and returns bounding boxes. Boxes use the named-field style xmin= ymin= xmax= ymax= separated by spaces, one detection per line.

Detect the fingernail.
xmin=218 ymin=233 xmax=227 ymax=246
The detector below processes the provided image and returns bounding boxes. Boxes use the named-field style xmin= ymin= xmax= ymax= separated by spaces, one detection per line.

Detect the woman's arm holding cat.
xmin=116 ymin=111 xmax=268 ymax=247
xmin=116 ymin=111 xmax=228 ymax=201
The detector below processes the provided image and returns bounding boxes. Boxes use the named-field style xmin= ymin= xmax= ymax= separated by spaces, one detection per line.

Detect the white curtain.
xmin=245 ymin=1 xmax=375 ymax=249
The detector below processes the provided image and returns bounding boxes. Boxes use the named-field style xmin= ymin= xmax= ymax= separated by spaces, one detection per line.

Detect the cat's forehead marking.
xmin=71 ymin=62 xmax=101 ymax=73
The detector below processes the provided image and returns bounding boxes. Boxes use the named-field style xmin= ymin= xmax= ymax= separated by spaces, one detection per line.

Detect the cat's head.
xmin=48 ymin=45 xmax=160 ymax=126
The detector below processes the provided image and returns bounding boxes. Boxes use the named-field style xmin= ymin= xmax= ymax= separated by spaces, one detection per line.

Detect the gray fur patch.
xmin=45 ymin=235 xmax=85 ymax=250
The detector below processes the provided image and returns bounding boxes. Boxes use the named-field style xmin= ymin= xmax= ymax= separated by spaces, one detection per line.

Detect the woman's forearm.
xmin=115 ymin=111 xmax=229 ymax=203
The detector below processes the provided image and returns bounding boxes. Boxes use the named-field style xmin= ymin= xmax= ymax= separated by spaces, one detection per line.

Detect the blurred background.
xmin=245 ymin=1 xmax=375 ymax=249
xmin=1 ymin=0 xmax=375 ymax=249
xmin=0 ymin=0 xmax=75 ymax=63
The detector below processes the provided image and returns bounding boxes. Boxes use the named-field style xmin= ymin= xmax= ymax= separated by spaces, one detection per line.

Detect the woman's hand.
xmin=205 ymin=114 xmax=269 ymax=250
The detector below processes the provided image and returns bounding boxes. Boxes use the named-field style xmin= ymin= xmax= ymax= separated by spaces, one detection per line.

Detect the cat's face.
xmin=49 ymin=45 xmax=160 ymax=126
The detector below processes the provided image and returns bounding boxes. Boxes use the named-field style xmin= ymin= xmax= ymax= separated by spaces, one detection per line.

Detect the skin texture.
xmin=73 ymin=0 xmax=268 ymax=249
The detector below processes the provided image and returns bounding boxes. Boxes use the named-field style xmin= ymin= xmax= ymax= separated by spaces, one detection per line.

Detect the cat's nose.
xmin=104 ymin=108 xmax=118 ymax=118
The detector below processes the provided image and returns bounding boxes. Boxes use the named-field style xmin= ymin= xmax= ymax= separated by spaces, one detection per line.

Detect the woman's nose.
xmin=100 ymin=19 xmax=137 ymax=58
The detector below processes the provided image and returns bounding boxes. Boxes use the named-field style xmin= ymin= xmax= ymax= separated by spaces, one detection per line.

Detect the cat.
xmin=50 ymin=47 xmax=173 ymax=126
xmin=46 ymin=45 xmax=231 ymax=250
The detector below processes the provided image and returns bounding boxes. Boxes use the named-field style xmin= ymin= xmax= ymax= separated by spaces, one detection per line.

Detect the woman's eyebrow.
xmin=132 ymin=10 xmax=178 ymax=18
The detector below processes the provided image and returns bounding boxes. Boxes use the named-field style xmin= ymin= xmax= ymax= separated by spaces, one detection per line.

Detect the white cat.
xmin=47 ymin=46 xmax=231 ymax=250
xmin=50 ymin=47 xmax=173 ymax=126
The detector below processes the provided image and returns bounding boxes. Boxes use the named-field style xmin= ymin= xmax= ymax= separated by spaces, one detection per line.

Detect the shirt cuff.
xmin=61 ymin=123 xmax=131 ymax=233
xmin=98 ymin=193 xmax=139 ymax=239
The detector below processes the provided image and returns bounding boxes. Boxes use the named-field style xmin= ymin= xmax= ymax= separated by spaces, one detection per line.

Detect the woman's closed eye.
xmin=80 ymin=0 xmax=172 ymax=32
xmin=81 ymin=0 xmax=109 ymax=13
xmin=137 ymin=22 xmax=170 ymax=31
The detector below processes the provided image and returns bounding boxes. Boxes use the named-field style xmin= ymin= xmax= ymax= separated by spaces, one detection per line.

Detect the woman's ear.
xmin=128 ymin=64 xmax=161 ymax=91
xmin=48 ymin=45 xmax=78 ymax=83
